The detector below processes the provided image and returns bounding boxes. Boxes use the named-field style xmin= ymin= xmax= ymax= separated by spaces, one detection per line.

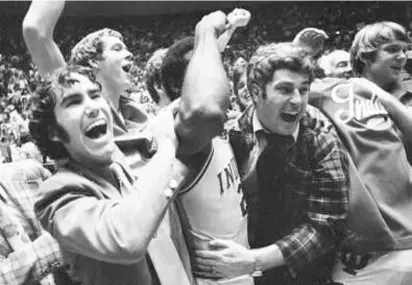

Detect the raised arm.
xmin=22 ymin=0 xmax=66 ymax=79
xmin=175 ymin=11 xmax=231 ymax=154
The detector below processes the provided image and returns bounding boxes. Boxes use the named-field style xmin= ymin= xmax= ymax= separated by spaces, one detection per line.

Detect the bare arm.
xmin=22 ymin=0 xmax=66 ymax=79
xmin=175 ymin=11 xmax=231 ymax=154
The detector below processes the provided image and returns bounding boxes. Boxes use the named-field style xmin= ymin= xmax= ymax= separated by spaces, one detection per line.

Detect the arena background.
xmin=1 ymin=1 xmax=412 ymax=162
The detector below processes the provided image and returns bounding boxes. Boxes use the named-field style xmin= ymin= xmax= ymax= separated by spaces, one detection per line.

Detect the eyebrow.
xmin=111 ymin=42 xmax=124 ymax=50
xmin=275 ymin=80 xmax=310 ymax=87
xmin=60 ymin=92 xmax=82 ymax=106
xmin=61 ymin=86 xmax=100 ymax=104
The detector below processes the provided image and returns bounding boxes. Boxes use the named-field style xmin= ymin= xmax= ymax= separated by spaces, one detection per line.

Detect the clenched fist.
xmin=227 ymin=8 xmax=251 ymax=28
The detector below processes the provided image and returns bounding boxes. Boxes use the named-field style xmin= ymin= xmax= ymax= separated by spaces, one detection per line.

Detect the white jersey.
xmin=177 ymin=137 xmax=253 ymax=285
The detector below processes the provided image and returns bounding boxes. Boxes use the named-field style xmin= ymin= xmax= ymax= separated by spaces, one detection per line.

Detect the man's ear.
xmin=154 ymin=82 xmax=164 ymax=95
xmin=88 ymin=59 xmax=100 ymax=70
xmin=358 ymin=53 xmax=371 ymax=66
xmin=48 ymin=125 xmax=61 ymax=142
xmin=249 ymin=82 xmax=262 ymax=103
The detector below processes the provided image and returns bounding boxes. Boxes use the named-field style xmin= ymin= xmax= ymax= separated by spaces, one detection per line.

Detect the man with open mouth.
xmin=309 ymin=21 xmax=412 ymax=285
xmin=25 ymin=3 xmax=233 ymax=285
xmin=194 ymin=42 xmax=350 ymax=285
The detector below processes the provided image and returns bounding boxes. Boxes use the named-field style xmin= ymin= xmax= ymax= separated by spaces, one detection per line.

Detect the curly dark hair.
xmin=29 ymin=65 xmax=96 ymax=160
xmin=247 ymin=42 xmax=315 ymax=100
xmin=145 ymin=48 xmax=168 ymax=104
xmin=161 ymin=36 xmax=194 ymax=102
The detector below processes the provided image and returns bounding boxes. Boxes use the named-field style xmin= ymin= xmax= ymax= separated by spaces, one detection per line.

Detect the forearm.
xmin=275 ymin=224 xmax=336 ymax=276
xmin=0 ymin=233 xmax=63 ymax=285
xmin=176 ymin=27 xmax=230 ymax=154
xmin=51 ymin=145 xmax=187 ymax=264
xmin=22 ymin=0 xmax=66 ymax=78
xmin=23 ymin=0 xmax=64 ymax=38
xmin=122 ymin=144 xmax=187 ymax=247
xmin=251 ymin=244 xmax=285 ymax=272
xmin=217 ymin=25 xmax=237 ymax=52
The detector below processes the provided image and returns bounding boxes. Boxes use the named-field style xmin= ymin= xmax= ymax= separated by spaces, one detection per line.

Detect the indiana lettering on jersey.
xmin=330 ymin=82 xmax=388 ymax=124
xmin=217 ymin=156 xmax=241 ymax=195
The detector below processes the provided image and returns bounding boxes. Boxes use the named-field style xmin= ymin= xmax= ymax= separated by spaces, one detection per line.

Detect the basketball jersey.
xmin=177 ymin=136 xmax=253 ymax=285
xmin=309 ymin=78 xmax=412 ymax=252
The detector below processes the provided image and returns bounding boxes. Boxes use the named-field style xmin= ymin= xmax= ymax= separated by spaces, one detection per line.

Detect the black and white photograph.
xmin=1 ymin=1 xmax=412 ymax=285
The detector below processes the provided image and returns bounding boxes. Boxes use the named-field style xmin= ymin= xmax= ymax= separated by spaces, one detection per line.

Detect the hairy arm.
xmin=22 ymin=0 xmax=66 ymax=79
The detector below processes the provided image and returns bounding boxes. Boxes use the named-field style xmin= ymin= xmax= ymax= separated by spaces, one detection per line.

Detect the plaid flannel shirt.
xmin=0 ymin=160 xmax=63 ymax=285
xmin=229 ymin=104 xmax=349 ymax=280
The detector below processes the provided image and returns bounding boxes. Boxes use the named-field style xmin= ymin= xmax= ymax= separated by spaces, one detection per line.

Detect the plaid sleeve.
xmin=0 ymin=232 xmax=63 ymax=285
xmin=276 ymin=129 xmax=349 ymax=277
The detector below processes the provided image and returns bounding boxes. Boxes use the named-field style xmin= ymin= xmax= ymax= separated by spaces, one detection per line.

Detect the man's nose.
xmin=85 ymin=106 xmax=99 ymax=118
xmin=290 ymin=89 xmax=302 ymax=105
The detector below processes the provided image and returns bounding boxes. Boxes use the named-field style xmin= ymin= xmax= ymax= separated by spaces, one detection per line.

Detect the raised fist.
xmin=227 ymin=8 xmax=251 ymax=28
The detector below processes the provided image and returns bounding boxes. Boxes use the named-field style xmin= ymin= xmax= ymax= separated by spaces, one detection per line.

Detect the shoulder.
xmin=36 ymin=168 xmax=100 ymax=227
xmin=39 ymin=167 xmax=93 ymax=194
xmin=309 ymin=77 xmax=348 ymax=107
xmin=37 ymin=167 xmax=103 ymax=210
xmin=119 ymin=95 xmax=150 ymax=124
xmin=304 ymin=105 xmax=336 ymax=134
xmin=302 ymin=106 xmax=347 ymax=162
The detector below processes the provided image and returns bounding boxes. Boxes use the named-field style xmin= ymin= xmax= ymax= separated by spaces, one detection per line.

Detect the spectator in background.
xmin=293 ymin=27 xmax=329 ymax=57
xmin=145 ymin=47 xmax=169 ymax=108
xmin=232 ymin=56 xmax=251 ymax=111
xmin=317 ymin=49 xmax=352 ymax=79
xmin=19 ymin=131 xmax=43 ymax=163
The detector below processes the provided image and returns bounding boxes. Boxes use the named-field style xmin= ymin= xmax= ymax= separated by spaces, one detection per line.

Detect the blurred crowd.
xmin=0 ymin=1 xmax=411 ymax=163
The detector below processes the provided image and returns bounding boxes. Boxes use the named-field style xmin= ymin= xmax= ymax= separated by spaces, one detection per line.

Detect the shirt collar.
xmin=252 ymin=110 xmax=299 ymax=142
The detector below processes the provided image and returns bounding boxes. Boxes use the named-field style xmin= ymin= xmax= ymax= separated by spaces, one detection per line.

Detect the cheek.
xmin=55 ymin=124 xmax=71 ymax=143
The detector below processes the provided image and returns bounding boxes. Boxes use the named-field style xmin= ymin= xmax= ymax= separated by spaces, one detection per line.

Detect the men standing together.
xmin=13 ymin=1 xmax=412 ymax=285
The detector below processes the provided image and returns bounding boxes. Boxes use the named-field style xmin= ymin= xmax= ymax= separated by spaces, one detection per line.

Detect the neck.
xmin=71 ymin=156 xmax=112 ymax=178
xmin=98 ymin=78 xmax=122 ymax=111
xmin=362 ymin=71 xmax=398 ymax=94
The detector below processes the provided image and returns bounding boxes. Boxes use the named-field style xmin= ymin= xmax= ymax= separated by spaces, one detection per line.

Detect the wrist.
xmin=250 ymin=251 xmax=263 ymax=277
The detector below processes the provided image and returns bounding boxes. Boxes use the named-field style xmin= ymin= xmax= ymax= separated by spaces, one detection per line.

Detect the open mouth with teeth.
xmin=281 ymin=113 xmax=299 ymax=123
xmin=85 ymin=119 xmax=108 ymax=139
